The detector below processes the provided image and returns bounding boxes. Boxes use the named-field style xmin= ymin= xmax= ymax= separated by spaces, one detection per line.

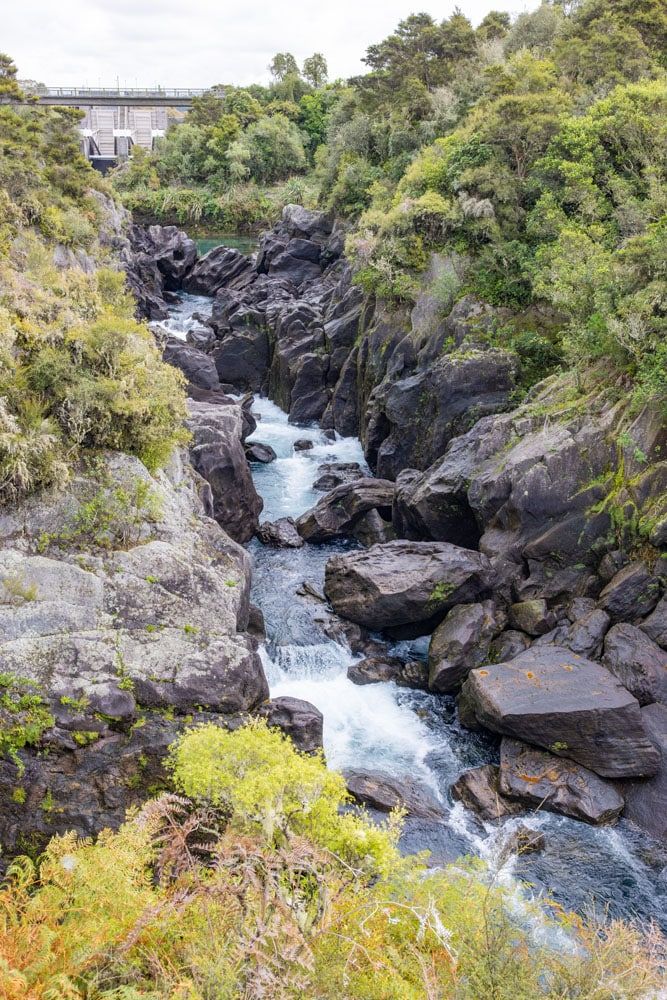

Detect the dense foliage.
xmin=325 ymin=0 xmax=666 ymax=401
xmin=1 ymin=720 xmax=664 ymax=998
xmin=0 ymin=63 xmax=188 ymax=502
xmin=111 ymin=54 xmax=336 ymax=229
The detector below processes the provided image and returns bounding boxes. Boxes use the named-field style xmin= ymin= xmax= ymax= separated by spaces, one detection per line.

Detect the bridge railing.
xmin=43 ymin=87 xmax=207 ymax=99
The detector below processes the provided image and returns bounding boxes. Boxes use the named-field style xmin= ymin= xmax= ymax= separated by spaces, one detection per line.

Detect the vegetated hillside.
xmin=0 ymin=59 xmax=187 ymax=503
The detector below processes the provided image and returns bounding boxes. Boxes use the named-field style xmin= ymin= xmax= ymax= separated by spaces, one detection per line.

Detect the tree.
xmin=188 ymin=86 xmax=226 ymax=125
xmin=226 ymin=113 xmax=307 ymax=183
xmin=221 ymin=87 xmax=263 ymax=126
xmin=477 ymin=10 xmax=511 ymax=41
xmin=0 ymin=53 xmax=22 ymax=100
xmin=302 ymin=52 xmax=328 ymax=88
xmin=268 ymin=52 xmax=300 ymax=81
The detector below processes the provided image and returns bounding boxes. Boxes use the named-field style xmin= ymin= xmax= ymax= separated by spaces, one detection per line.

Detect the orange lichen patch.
xmin=478 ymin=669 xmax=489 ymax=676
xmin=562 ymin=664 xmax=574 ymax=672
xmin=525 ymin=671 xmax=535 ymax=679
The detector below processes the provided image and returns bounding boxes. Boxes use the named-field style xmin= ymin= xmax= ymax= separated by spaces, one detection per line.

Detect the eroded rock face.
xmin=186 ymin=400 xmax=263 ymax=543
xmin=296 ymin=478 xmax=394 ymax=543
xmin=461 ymin=646 xmax=660 ymax=778
xmin=499 ymin=738 xmax=624 ymax=825
xmin=184 ymin=246 xmax=255 ymax=297
xmin=0 ymin=450 xmax=268 ymax=852
xmin=128 ymin=224 xmax=197 ymax=292
xmin=367 ymin=350 xmax=518 ymax=481
xmin=324 ymin=540 xmax=494 ymax=633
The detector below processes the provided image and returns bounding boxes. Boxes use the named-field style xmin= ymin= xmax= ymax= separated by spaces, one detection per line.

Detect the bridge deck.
xmin=2 ymin=87 xmax=206 ymax=108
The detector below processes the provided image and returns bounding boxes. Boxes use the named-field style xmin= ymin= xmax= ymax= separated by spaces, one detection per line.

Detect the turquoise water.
xmin=194 ymin=233 xmax=258 ymax=256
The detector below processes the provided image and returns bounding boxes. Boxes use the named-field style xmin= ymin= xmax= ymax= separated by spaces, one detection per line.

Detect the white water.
xmin=152 ymin=293 xmax=213 ymax=341
xmin=247 ymin=399 xmax=439 ymax=785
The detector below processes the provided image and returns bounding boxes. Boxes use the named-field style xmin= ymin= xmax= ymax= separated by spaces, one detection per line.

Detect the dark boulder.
xmin=598 ymin=561 xmax=661 ymax=622
xmin=348 ymin=656 xmax=403 ymax=685
xmin=499 ymin=738 xmax=624 ymax=825
xmin=345 ymin=769 xmax=444 ymax=819
xmin=162 ymin=337 xmax=221 ymax=392
xmin=184 ymin=246 xmax=256 ymax=296
xmin=294 ymin=438 xmax=314 ymax=451
xmin=621 ymin=703 xmax=667 ymax=842
xmin=257 ymin=696 xmax=323 ymax=753
xmin=451 ymin=764 xmax=521 ymax=823
xmin=296 ymin=478 xmax=395 ymax=543
xmin=324 ymin=540 xmax=494 ymax=633
xmin=461 ymin=646 xmax=660 ymax=778
xmin=509 ymin=599 xmax=556 ymax=637
xmin=602 ymin=623 xmax=667 ymax=706
xmin=488 ymin=630 xmax=531 ymax=662
xmin=641 ymin=595 xmax=667 ymax=649
xmin=428 ymin=601 xmax=505 ymax=693
xmin=256 ymin=518 xmax=304 ymax=549
xmin=245 ymin=442 xmax=277 ymax=464
xmin=533 ymin=609 xmax=611 ymax=659
xmin=212 ymin=328 xmax=271 ymax=393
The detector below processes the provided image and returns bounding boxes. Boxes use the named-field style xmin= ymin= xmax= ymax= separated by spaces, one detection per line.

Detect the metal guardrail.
xmin=42 ymin=87 xmax=206 ymax=98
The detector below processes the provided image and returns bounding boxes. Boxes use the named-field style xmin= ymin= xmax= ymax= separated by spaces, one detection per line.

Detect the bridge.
xmin=35 ymin=87 xmax=206 ymax=108
xmin=6 ymin=87 xmax=210 ymax=171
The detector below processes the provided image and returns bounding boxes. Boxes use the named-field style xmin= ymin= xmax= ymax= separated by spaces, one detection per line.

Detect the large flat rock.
xmin=499 ymin=738 xmax=624 ymax=825
xmin=324 ymin=540 xmax=494 ymax=632
xmin=461 ymin=646 xmax=660 ymax=778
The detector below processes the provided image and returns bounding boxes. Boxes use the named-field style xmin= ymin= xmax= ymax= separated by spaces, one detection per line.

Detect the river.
xmin=164 ymin=286 xmax=667 ymax=933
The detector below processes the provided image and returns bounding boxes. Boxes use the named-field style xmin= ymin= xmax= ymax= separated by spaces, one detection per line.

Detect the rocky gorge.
xmin=2 ymin=205 xmax=666 ymax=927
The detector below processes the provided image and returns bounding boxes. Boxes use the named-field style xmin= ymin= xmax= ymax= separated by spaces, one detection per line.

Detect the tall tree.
xmin=302 ymin=53 xmax=328 ymax=88
xmin=268 ymin=52 xmax=300 ymax=82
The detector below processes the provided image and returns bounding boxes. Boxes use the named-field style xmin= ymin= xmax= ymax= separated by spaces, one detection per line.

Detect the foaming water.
xmin=163 ymin=294 xmax=667 ymax=932
xmin=247 ymin=396 xmax=369 ymax=522
xmin=152 ymin=293 xmax=213 ymax=342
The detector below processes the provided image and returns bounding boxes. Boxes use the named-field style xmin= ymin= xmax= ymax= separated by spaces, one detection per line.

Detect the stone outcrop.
xmin=602 ymin=623 xmax=667 ymax=706
xmin=461 ymin=646 xmax=659 ymax=778
xmin=186 ymin=400 xmax=263 ymax=544
xmin=428 ymin=601 xmax=505 ymax=693
xmin=621 ymin=703 xmax=667 ymax=841
xmin=0 ymin=449 xmax=268 ymax=853
xmin=451 ymin=764 xmax=521 ymax=822
xmin=324 ymin=540 xmax=494 ymax=633
xmin=296 ymin=478 xmax=394 ymax=543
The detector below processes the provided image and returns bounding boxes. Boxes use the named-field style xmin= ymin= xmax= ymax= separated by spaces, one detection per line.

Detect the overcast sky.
xmin=7 ymin=0 xmax=541 ymax=89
